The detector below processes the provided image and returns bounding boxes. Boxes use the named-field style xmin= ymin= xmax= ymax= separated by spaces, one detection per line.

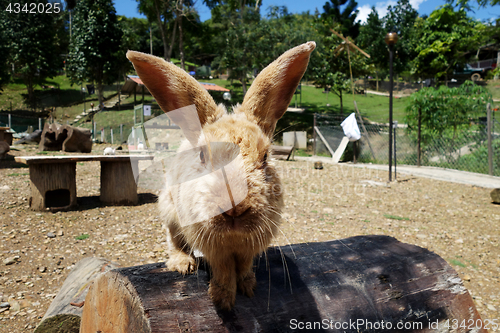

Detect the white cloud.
xmin=409 ymin=0 xmax=426 ymax=10
xmin=357 ymin=0 xmax=426 ymax=23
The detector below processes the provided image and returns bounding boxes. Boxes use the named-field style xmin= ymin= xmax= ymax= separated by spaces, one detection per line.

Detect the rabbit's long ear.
xmin=126 ymin=51 xmax=222 ymax=128
xmin=239 ymin=42 xmax=316 ymax=138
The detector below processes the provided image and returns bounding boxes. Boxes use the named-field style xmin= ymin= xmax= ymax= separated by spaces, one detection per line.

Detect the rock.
xmin=3 ymin=256 xmax=19 ymax=265
xmin=455 ymin=238 xmax=464 ymax=244
xmin=39 ymin=266 xmax=47 ymax=273
xmin=416 ymin=234 xmax=427 ymax=239
xmin=463 ymin=274 xmax=471 ymax=281
xmin=0 ymin=185 xmax=10 ymax=191
xmin=323 ymin=208 xmax=334 ymax=214
xmin=47 ymin=232 xmax=56 ymax=238
xmin=9 ymin=300 xmax=20 ymax=312
xmin=0 ymin=302 xmax=10 ymax=308
xmin=56 ymin=230 xmax=64 ymax=237
xmin=487 ymin=304 xmax=497 ymax=311
xmin=491 ymin=188 xmax=500 ymax=204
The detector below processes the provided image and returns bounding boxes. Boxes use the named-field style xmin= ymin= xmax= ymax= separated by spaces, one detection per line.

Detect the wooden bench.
xmin=15 ymin=155 xmax=154 ymax=211
xmin=0 ymin=127 xmax=13 ymax=145
xmin=271 ymin=145 xmax=294 ymax=160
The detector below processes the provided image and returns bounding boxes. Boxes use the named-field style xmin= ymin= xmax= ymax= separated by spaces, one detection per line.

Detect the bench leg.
xmin=100 ymin=160 xmax=138 ymax=205
xmin=29 ymin=162 xmax=77 ymax=211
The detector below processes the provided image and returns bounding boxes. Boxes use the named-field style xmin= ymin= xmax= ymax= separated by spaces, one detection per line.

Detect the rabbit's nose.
xmin=223 ymin=206 xmax=249 ymax=217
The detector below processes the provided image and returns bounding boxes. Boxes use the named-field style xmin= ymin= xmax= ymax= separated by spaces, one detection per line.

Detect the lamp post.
xmin=385 ymin=32 xmax=398 ymax=182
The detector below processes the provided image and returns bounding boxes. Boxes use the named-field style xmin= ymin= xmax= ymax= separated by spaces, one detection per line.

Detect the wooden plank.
xmin=314 ymin=126 xmax=336 ymax=157
xmin=270 ymin=145 xmax=294 ymax=160
xmin=34 ymin=258 xmax=119 ymax=333
xmin=80 ymin=235 xmax=484 ymax=333
xmin=14 ymin=155 xmax=154 ymax=165
xmin=332 ymin=136 xmax=349 ymax=163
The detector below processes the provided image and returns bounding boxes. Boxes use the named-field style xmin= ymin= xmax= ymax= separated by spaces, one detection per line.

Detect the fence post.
xmin=313 ymin=114 xmax=317 ymax=156
xmin=120 ymin=124 xmax=123 ymax=144
xmin=487 ymin=103 xmax=493 ymax=176
xmin=417 ymin=107 xmax=422 ymax=167
xmin=111 ymin=129 xmax=114 ymax=145
xmin=8 ymin=114 xmax=11 ymax=129
xmin=39 ymin=118 xmax=42 ymax=131
xmin=93 ymin=122 xmax=97 ymax=141
xmin=101 ymin=128 xmax=105 ymax=143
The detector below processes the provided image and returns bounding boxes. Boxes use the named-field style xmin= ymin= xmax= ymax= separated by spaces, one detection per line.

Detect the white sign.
xmin=143 ymin=105 xmax=151 ymax=116
xmin=283 ymin=131 xmax=307 ymax=149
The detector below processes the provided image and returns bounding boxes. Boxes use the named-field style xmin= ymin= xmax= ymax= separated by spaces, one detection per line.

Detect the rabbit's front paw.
xmin=209 ymin=280 xmax=236 ymax=310
xmin=167 ymin=251 xmax=197 ymax=275
xmin=237 ymin=271 xmax=256 ymax=298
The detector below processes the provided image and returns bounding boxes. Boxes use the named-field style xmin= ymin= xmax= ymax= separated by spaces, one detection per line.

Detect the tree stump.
xmin=491 ymin=188 xmax=500 ymax=204
xmin=39 ymin=123 xmax=92 ymax=153
xmin=80 ymin=235 xmax=485 ymax=333
xmin=35 ymin=257 xmax=119 ymax=333
xmin=63 ymin=126 xmax=92 ymax=153
xmin=0 ymin=141 xmax=9 ymax=159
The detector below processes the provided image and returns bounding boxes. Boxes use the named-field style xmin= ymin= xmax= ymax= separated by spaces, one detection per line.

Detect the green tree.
xmin=411 ymin=5 xmax=483 ymax=81
xmin=321 ymin=0 xmax=360 ymax=39
xmin=357 ymin=7 xmax=387 ymax=90
xmin=0 ymin=0 xmax=11 ymax=92
xmin=67 ymin=0 xmax=123 ymax=107
xmin=383 ymin=0 xmax=419 ymax=73
xmin=210 ymin=0 xmax=262 ymax=95
xmin=405 ymin=81 xmax=492 ymax=144
xmin=7 ymin=0 xmax=64 ymax=105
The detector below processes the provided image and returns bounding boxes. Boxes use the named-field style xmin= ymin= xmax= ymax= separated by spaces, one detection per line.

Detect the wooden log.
xmin=491 ymin=188 xmax=500 ymax=204
xmin=29 ymin=162 xmax=77 ymax=211
xmin=0 ymin=141 xmax=9 ymax=159
xmin=35 ymin=257 xmax=119 ymax=333
xmin=80 ymin=235 xmax=485 ymax=333
xmin=39 ymin=122 xmax=67 ymax=151
xmin=100 ymin=159 xmax=138 ymax=205
xmin=63 ymin=126 xmax=92 ymax=153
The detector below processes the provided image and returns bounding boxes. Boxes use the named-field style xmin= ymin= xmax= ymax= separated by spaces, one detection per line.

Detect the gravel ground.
xmin=0 ymin=144 xmax=499 ymax=332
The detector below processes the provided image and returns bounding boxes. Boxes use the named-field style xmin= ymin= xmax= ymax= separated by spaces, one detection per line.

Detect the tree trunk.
xmin=178 ymin=0 xmax=185 ymax=71
xmin=167 ymin=18 xmax=178 ymax=62
xmin=80 ymin=236 xmax=485 ymax=333
xmin=339 ymin=91 xmax=343 ymax=115
xmin=241 ymin=74 xmax=247 ymax=96
xmin=154 ymin=0 xmax=168 ymax=60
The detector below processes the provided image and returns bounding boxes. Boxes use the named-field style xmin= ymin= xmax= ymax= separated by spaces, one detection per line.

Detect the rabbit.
xmin=126 ymin=41 xmax=316 ymax=310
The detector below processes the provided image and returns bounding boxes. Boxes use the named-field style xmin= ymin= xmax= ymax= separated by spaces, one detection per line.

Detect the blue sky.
xmin=114 ymin=0 xmax=499 ymax=23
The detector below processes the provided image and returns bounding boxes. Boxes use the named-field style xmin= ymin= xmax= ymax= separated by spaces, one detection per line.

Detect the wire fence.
xmin=314 ymin=113 xmax=500 ymax=177
xmin=0 ymin=113 xmax=46 ymax=133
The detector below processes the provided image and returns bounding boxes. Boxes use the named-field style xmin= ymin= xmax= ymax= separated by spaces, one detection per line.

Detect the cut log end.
xmin=34 ymin=314 xmax=80 ymax=333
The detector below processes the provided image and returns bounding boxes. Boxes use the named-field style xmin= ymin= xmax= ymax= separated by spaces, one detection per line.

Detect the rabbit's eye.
xmin=259 ymin=153 xmax=268 ymax=169
xmin=200 ymin=150 xmax=206 ymax=164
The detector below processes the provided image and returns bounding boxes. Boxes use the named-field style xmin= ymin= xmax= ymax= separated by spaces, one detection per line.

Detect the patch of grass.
xmin=383 ymin=214 xmax=410 ymax=221
xmin=311 ymin=210 xmax=317 ymax=213
xmin=75 ymin=233 xmax=90 ymax=240
xmin=7 ymin=172 xmax=28 ymax=177
xmin=36 ymin=151 xmax=49 ymax=155
xmin=449 ymin=259 xmax=467 ymax=268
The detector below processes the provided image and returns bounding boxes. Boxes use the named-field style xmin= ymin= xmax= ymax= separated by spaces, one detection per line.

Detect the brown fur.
xmin=126 ymin=42 xmax=315 ymax=310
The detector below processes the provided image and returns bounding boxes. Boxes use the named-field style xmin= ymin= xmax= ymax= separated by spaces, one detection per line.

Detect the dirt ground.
xmin=0 ymin=144 xmax=499 ymax=332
